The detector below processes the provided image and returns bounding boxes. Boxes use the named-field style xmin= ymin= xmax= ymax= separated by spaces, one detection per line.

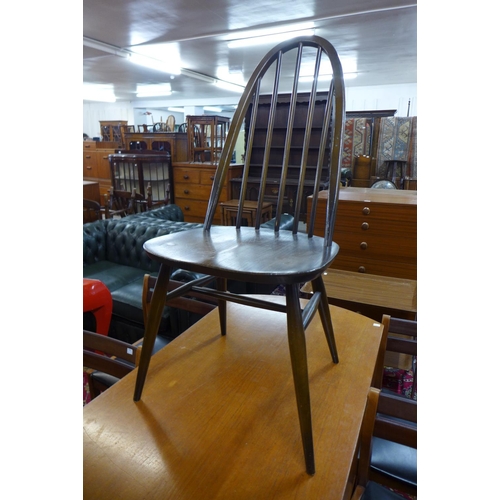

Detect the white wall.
xmin=83 ymin=83 xmax=417 ymax=138
xmin=83 ymin=102 xmax=135 ymax=139
xmin=345 ymin=83 xmax=417 ymax=117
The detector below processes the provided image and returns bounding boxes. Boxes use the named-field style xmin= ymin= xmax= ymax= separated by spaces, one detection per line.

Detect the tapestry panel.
xmin=341 ymin=118 xmax=372 ymax=169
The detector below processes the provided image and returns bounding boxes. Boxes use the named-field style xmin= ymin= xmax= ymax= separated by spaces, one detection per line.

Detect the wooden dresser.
xmin=82 ymin=141 xmax=118 ymax=204
xmin=307 ymin=188 xmax=417 ymax=280
xmin=172 ymin=162 xmax=243 ymax=224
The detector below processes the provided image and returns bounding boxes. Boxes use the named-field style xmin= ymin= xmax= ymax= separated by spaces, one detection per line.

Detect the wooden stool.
xmin=220 ymin=200 xmax=273 ymax=226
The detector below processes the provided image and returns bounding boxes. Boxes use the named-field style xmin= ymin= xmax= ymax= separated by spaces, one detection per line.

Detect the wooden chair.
xmin=83 ymin=330 xmax=142 ymax=401
xmin=103 ymin=185 xmax=152 ymax=218
xmin=83 ymin=198 xmax=102 ymax=223
xmin=166 ymin=115 xmax=175 ymax=132
xmin=368 ymin=315 xmax=417 ymax=496
xmin=133 ymin=36 xmax=346 ymax=475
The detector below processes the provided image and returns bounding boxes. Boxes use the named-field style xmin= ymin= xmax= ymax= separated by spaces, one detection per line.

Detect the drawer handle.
xmin=183 ymin=175 xmax=189 ymax=179
xmin=85 ymin=155 xmax=91 ymax=159
xmin=86 ymin=166 xmax=92 ymax=170
xmin=210 ymin=176 xmax=214 ymax=181
xmin=184 ymin=206 xmax=190 ymax=211
xmin=362 ymin=207 xmax=370 ymax=215
xmin=360 ymin=242 xmax=368 ymax=250
xmin=358 ymin=266 xmax=366 ymax=273
xmin=184 ymin=189 xmax=189 ymax=194
xmin=361 ymin=222 xmax=369 ymax=230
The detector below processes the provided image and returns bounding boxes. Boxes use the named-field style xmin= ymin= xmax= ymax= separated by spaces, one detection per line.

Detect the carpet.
xmin=342 ymin=118 xmax=373 ymax=169
xmin=375 ymin=117 xmax=417 ymax=178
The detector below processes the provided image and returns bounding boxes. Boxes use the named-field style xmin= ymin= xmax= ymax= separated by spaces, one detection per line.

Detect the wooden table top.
xmin=316 ymin=186 xmax=417 ymax=205
xmin=302 ymin=269 xmax=417 ymax=316
xmin=83 ymin=297 xmax=383 ymax=500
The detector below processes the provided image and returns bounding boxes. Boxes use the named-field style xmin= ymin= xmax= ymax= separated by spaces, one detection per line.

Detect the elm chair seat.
xmin=133 ymin=35 xmax=346 ymax=475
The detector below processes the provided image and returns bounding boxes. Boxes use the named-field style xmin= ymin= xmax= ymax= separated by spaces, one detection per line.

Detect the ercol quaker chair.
xmin=83 ymin=330 xmax=142 ymax=401
xmin=133 ymin=35 xmax=346 ymax=475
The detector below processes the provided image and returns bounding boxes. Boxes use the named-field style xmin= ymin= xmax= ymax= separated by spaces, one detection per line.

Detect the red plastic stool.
xmin=83 ymin=279 xmax=112 ymax=335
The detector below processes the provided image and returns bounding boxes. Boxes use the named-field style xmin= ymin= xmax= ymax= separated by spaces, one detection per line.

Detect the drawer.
xmin=174 ymin=168 xmax=201 ymax=184
xmin=83 ymin=141 xmax=96 ymax=150
xmin=83 ymin=151 xmax=98 ymax=177
xmin=175 ymin=198 xmax=209 ymax=219
xmin=200 ymin=169 xmax=217 ymax=185
xmin=330 ymin=254 xmax=417 ymax=280
xmin=96 ymin=152 xmax=112 ymax=179
xmin=336 ymin=201 xmax=416 ymax=225
xmin=175 ymin=183 xmax=211 ymax=200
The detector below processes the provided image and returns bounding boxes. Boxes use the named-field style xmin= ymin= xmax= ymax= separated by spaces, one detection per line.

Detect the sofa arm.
xmin=83 ymin=219 xmax=109 ymax=265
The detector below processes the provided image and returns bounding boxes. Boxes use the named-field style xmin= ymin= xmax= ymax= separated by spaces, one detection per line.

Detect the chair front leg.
xmin=285 ymin=283 xmax=315 ymax=475
xmin=134 ymin=264 xmax=171 ymax=401
xmin=311 ymin=275 xmax=339 ymax=363
xmin=216 ymin=277 xmax=227 ymax=336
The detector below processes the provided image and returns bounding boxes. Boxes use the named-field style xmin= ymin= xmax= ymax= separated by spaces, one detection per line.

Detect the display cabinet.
xmin=99 ymin=120 xmax=128 ymax=147
xmin=109 ymin=152 xmax=174 ymax=207
xmin=187 ymin=115 xmax=230 ymax=163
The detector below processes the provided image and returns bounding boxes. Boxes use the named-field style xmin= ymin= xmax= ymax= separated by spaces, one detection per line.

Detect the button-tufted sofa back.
xmin=83 ymin=218 xmax=203 ymax=272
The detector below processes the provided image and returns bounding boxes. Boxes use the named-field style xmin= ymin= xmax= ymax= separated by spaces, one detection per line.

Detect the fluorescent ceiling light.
xmin=214 ymin=80 xmax=244 ymax=92
xmin=227 ymin=29 xmax=314 ymax=48
xmin=225 ymin=22 xmax=314 ymax=41
xmin=129 ymin=53 xmax=181 ymax=75
xmin=83 ymin=84 xmax=116 ymax=102
xmin=204 ymin=106 xmax=223 ymax=112
xmin=136 ymin=83 xmax=172 ymax=97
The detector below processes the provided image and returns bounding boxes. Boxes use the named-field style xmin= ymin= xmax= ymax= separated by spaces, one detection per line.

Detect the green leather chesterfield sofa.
xmin=83 ymin=204 xmax=294 ymax=347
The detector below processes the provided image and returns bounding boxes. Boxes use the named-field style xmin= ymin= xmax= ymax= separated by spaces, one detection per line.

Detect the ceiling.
xmin=83 ymin=0 xmax=417 ymax=109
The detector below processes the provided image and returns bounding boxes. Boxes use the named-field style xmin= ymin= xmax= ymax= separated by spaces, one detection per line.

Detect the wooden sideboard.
xmin=123 ymin=132 xmax=188 ymax=163
xmin=307 ymin=188 xmax=417 ymax=280
xmin=82 ymin=141 xmax=118 ymax=204
xmin=173 ymin=162 xmax=243 ymax=224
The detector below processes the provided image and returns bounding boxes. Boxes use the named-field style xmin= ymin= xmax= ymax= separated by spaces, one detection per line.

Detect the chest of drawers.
xmin=83 ymin=141 xmax=118 ymax=203
xmin=173 ymin=163 xmax=243 ymax=223
xmin=307 ymin=188 xmax=417 ymax=280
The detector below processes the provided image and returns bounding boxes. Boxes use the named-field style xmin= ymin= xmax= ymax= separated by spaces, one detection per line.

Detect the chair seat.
xmin=370 ymin=436 xmax=417 ymax=488
xmin=143 ymin=226 xmax=339 ymax=284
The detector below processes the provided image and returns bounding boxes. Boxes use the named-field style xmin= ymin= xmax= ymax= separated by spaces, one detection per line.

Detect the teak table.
xmin=83 ymin=298 xmax=383 ymax=500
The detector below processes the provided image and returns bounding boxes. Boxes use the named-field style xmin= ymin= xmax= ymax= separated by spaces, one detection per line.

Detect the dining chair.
xmin=351 ymin=388 xmax=416 ymax=500
xmin=83 ymin=198 xmax=102 ymax=223
xmin=103 ymin=185 xmax=152 ymax=218
xmin=133 ymin=35 xmax=346 ymax=475
xmin=369 ymin=315 xmax=417 ymax=496
xmin=84 ymin=330 xmax=142 ymax=401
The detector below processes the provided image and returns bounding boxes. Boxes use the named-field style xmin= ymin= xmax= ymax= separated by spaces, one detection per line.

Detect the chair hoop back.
xmin=204 ymin=36 xmax=345 ymax=244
